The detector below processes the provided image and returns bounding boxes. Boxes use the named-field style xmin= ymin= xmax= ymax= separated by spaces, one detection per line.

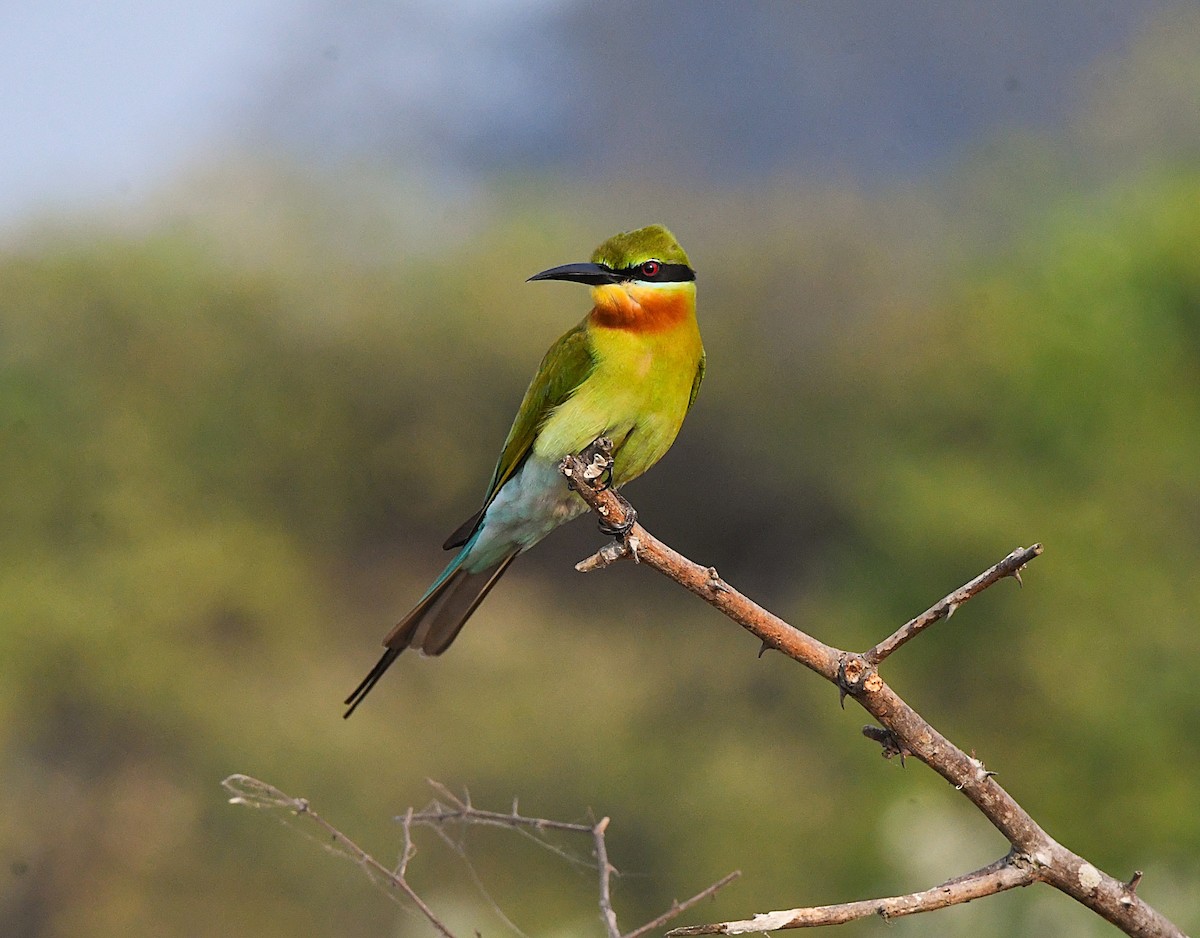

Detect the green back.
xmin=443 ymin=321 xmax=595 ymax=548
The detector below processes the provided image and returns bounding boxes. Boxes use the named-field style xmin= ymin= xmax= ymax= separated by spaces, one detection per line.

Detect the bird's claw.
xmin=579 ymin=437 xmax=616 ymax=491
xmin=575 ymin=437 xmax=632 ymax=535
xmin=597 ymin=496 xmax=637 ymax=537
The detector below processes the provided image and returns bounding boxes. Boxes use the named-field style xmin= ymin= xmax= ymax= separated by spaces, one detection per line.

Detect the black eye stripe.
xmin=616 ymin=262 xmax=696 ymax=283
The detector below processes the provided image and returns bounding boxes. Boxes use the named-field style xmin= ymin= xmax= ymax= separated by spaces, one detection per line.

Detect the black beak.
xmin=527 ymin=262 xmax=621 ymax=286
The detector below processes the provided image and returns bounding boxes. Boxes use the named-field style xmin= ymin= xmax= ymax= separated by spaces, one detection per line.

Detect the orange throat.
xmin=588 ymin=282 xmax=695 ymax=332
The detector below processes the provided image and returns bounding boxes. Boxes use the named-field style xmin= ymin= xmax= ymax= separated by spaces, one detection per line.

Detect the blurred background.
xmin=3 ymin=1 xmax=1199 ymax=935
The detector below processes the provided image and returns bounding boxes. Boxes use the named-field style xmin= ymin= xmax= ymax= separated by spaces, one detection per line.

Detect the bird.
xmin=344 ymin=224 xmax=705 ymax=716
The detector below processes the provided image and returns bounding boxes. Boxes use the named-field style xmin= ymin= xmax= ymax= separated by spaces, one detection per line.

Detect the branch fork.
xmin=557 ymin=448 xmax=1184 ymax=938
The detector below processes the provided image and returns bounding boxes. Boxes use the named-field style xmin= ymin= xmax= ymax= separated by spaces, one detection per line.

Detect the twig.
xmin=222 ymin=775 xmax=456 ymax=938
xmin=413 ymin=780 xmax=596 ymax=835
xmin=406 ymin=785 xmax=738 ymax=936
xmin=227 ymin=773 xmax=739 ymax=938
xmin=863 ymin=544 xmax=1043 ymax=666
xmin=407 ymin=791 xmax=534 ymax=937
xmin=594 ymin=816 xmax=621 ymax=938
xmin=560 ymin=457 xmax=845 ymax=684
xmin=624 ymin=871 xmax=742 ymax=938
xmin=577 ymin=539 xmax=634 ymax=572
xmin=559 ymin=452 xmax=1187 ymax=938
xmin=665 ymin=856 xmax=1033 ymax=934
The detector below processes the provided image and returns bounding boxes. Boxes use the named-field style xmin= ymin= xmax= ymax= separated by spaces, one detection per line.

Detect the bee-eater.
xmin=344 ymin=224 xmax=704 ymax=716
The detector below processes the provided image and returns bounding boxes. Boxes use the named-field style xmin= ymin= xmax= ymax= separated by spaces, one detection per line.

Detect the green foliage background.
xmin=3 ymin=15 xmax=1200 ymax=938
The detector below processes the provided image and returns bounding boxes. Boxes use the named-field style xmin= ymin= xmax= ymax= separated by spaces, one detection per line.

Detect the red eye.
xmin=640 ymin=260 xmax=661 ymax=278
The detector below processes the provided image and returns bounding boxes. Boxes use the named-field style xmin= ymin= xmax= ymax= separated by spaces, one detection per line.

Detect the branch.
xmin=414 ymin=778 xmax=596 ymax=835
xmin=222 ymin=774 xmax=456 ymax=938
xmin=863 ymin=544 xmax=1042 ymax=666
xmin=623 ymin=872 xmax=743 ymax=938
xmin=224 ymin=774 xmax=739 ymax=938
xmin=560 ymin=451 xmax=1186 ymax=938
xmin=407 ymin=782 xmax=739 ymax=938
xmin=666 ymin=855 xmax=1033 ymax=934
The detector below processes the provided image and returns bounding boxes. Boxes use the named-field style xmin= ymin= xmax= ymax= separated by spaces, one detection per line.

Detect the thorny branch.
xmin=667 ymin=855 xmax=1035 ymax=934
xmin=222 ymin=775 xmax=455 ymax=938
xmin=222 ymin=774 xmax=739 ymax=938
xmin=863 ymin=544 xmax=1042 ymax=666
xmin=560 ymin=446 xmax=1187 ymax=938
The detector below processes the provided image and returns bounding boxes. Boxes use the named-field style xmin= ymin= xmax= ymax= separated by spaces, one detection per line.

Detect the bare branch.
xmin=665 ymin=856 xmax=1033 ymax=934
xmin=560 ymin=455 xmax=845 ymax=685
xmin=576 ymin=539 xmax=635 ymax=572
xmin=623 ymin=871 xmax=742 ymax=938
xmin=863 ymin=544 xmax=1043 ymax=666
xmin=594 ymin=816 xmax=621 ymax=938
xmin=222 ymin=775 xmax=457 ymax=938
xmin=406 ymin=791 xmax=737 ymax=936
xmin=559 ymin=452 xmax=1186 ymax=938
xmin=411 ymin=780 xmax=595 ymax=835
xmin=227 ymin=773 xmax=738 ymax=938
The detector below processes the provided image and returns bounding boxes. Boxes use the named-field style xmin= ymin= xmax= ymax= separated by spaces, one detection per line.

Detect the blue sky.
xmin=0 ymin=0 xmax=291 ymax=220
xmin=1 ymin=1 xmax=1190 ymax=228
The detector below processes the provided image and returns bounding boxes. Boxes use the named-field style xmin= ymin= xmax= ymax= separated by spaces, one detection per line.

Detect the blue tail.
xmin=343 ymin=533 xmax=518 ymax=717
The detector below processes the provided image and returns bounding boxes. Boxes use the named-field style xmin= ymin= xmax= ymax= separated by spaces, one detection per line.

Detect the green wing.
xmin=443 ymin=321 xmax=596 ymax=549
xmin=687 ymin=349 xmax=706 ymax=413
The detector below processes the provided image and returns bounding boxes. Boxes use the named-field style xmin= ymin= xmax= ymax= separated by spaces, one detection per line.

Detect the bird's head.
xmin=528 ymin=224 xmax=696 ymax=330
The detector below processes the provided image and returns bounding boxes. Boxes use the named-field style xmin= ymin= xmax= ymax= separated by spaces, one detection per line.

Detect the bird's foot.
xmin=578 ymin=437 xmax=615 ymax=491
xmin=597 ymin=492 xmax=637 ymax=537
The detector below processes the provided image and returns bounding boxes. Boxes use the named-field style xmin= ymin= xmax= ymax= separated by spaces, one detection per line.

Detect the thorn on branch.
xmin=955 ymin=755 xmax=998 ymax=789
xmin=706 ymin=567 xmax=729 ymax=593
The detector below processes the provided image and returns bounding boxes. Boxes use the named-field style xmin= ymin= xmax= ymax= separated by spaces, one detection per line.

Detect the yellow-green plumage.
xmin=533 ymin=314 xmax=703 ymax=483
xmin=345 ymin=224 xmax=704 ymax=716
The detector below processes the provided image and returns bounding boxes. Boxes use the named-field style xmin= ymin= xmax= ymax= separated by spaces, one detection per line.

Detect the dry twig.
xmin=667 ymin=855 xmax=1034 ymax=934
xmin=863 ymin=544 xmax=1040 ymax=666
xmin=560 ymin=449 xmax=1186 ymax=938
xmin=223 ymin=774 xmax=739 ymax=938
xmin=222 ymin=774 xmax=455 ymax=938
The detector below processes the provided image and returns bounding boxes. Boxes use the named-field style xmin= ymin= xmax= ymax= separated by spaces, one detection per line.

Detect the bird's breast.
xmin=531 ymin=314 xmax=702 ymax=486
